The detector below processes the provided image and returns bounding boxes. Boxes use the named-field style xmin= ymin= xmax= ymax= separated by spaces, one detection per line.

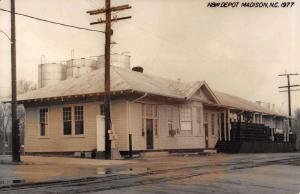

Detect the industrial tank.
xmin=98 ymin=53 xmax=130 ymax=69
xmin=66 ymin=58 xmax=98 ymax=79
xmin=38 ymin=63 xmax=67 ymax=88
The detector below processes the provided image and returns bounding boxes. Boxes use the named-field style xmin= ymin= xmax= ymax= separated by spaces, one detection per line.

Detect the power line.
xmin=87 ymin=2 xmax=131 ymax=159
xmin=0 ymin=30 xmax=12 ymax=42
xmin=0 ymin=8 xmax=105 ymax=33
xmin=278 ymin=73 xmax=299 ymax=132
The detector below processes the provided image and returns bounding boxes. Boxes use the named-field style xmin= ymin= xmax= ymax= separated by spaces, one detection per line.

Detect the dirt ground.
xmin=11 ymin=153 xmax=294 ymax=183
xmin=16 ymin=155 xmax=135 ymax=182
xmin=1 ymin=153 xmax=300 ymax=194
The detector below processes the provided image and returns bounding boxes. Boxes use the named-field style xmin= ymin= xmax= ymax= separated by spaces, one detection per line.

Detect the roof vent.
xmin=132 ymin=66 xmax=144 ymax=73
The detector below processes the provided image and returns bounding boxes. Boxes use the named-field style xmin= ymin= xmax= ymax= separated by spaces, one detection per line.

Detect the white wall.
xmin=127 ymin=101 xmax=209 ymax=151
xmin=25 ymin=102 xmax=99 ymax=152
xmin=24 ymin=100 xmax=128 ymax=153
xmin=24 ymin=99 xmax=222 ymax=153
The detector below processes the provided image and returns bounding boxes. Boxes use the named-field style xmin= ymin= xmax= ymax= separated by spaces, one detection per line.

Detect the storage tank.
xmin=98 ymin=53 xmax=130 ymax=69
xmin=38 ymin=63 xmax=67 ymax=88
xmin=66 ymin=58 xmax=98 ymax=79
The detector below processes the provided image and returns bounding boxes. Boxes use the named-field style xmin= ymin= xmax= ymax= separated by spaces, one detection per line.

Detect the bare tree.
xmin=0 ymin=103 xmax=11 ymax=154
xmin=0 ymin=102 xmax=25 ymax=154
xmin=0 ymin=80 xmax=31 ymax=154
xmin=17 ymin=80 xmax=37 ymax=95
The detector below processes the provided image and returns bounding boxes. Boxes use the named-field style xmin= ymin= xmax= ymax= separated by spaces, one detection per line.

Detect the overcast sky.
xmin=0 ymin=0 xmax=299 ymax=114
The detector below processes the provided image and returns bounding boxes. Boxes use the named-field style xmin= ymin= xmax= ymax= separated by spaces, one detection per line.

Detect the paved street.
xmin=0 ymin=153 xmax=300 ymax=194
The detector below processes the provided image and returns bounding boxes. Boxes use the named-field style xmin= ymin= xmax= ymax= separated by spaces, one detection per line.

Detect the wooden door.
xmin=204 ymin=123 xmax=209 ymax=148
xmin=220 ymin=113 xmax=225 ymax=140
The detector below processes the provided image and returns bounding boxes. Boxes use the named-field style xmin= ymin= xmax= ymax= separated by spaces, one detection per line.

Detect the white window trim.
xmin=74 ymin=105 xmax=84 ymax=136
xmin=62 ymin=104 xmax=85 ymax=137
xmin=196 ymin=107 xmax=203 ymax=136
xmin=167 ymin=107 xmax=173 ymax=131
xmin=99 ymin=104 xmax=105 ymax=116
xmin=179 ymin=106 xmax=192 ymax=131
xmin=141 ymin=103 xmax=159 ymax=136
xmin=211 ymin=113 xmax=215 ymax=136
xmin=38 ymin=107 xmax=50 ymax=139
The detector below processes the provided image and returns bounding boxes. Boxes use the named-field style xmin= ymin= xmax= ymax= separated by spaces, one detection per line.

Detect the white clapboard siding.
xmin=24 ymin=101 xmax=129 ymax=153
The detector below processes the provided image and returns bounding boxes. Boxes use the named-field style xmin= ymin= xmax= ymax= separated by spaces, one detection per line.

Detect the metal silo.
xmin=66 ymin=58 xmax=98 ymax=79
xmin=97 ymin=53 xmax=130 ymax=69
xmin=38 ymin=63 xmax=67 ymax=88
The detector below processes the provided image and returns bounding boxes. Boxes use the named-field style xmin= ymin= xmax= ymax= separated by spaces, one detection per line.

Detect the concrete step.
xmin=203 ymin=149 xmax=217 ymax=154
xmin=172 ymin=152 xmax=216 ymax=157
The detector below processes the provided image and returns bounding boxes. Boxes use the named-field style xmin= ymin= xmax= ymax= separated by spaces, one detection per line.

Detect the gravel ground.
xmin=0 ymin=153 xmax=300 ymax=194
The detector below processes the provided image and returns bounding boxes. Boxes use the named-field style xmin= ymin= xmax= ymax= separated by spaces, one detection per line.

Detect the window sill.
xmin=175 ymin=134 xmax=203 ymax=137
xmin=74 ymin=135 xmax=85 ymax=138
xmin=38 ymin=136 xmax=50 ymax=139
xmin=62 ymin=135 xmax=85 ymax=138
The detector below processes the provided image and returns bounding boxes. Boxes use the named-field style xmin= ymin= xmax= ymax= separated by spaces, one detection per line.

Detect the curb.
xmin=0 ymin=175 xmax=114 ymax=190
xmin=0 ymin=160 xmax=33 ymax=165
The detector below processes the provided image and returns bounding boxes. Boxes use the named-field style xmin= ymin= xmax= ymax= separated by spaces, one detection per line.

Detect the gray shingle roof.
xmin=18 ymin=65 xmax=201 ymax=101
xmin=18 ymin=65 xmax=286 ymax=117
xmin=214 ymin=91 xmax=285 ymax=117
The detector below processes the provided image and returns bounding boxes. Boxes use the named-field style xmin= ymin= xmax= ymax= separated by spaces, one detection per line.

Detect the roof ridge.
xmin=112 ymin=66 xmax=189 ymax=97
xmin=214 ymin=90 xmax=286 ymax=116
xmin=112 ymin=66 xmax=134 ymax=90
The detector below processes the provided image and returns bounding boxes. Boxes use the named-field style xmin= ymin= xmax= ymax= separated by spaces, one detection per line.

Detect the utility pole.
xmin=87 ymin=2 xmax=131 ymax=159
xmin=11 ymin=0 xmax=20 ymax=162
xmin=278 ymin=73 xmax=300 ymax=131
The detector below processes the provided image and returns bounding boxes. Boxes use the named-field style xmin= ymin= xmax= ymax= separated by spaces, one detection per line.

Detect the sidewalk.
xmin=0 ymin=155 xmax=23 ymax=186
xmin=0 ymin=155 xmax=32 ymax=165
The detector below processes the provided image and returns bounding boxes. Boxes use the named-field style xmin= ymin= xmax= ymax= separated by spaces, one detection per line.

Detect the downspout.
xmin=127 ymin=92 xmax=148 ymax=157
xmin=126 ymin=101 xmax=133 ymax=158
xmin=131 ymin=92 xmax=148 ymax=103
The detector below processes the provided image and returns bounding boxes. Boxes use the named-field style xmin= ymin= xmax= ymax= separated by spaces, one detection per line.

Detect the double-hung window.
xmin=204 ymin=111 xmax=208 ymax=124
xmin=211 ymin=113 xmax=215 ymax=135
xmin=167 ymin=107 xmax=173 ymax=131
xmin=180 ymin=107 xmax=192 ymax=131
xmin=196 ymin=107 xmax=202 ymax=135
xmin=100 ymin=104 xmax=104 ymax=116
xmin=153 ymin=105 xmax=158 ymax=135
xmin=39 ymin=108 xmax=48 ymax=136
xmin=63 ymin=107 xmax=72 ymax=135
xmin=63 ymin=106 xmax=84 ymax=135
xmin=75 ymin=106 xmax=84 ymax=135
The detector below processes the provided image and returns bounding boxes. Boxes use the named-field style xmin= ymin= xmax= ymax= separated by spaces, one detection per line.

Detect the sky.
xmin=0 ymin=0 xmax=299 ymax=114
